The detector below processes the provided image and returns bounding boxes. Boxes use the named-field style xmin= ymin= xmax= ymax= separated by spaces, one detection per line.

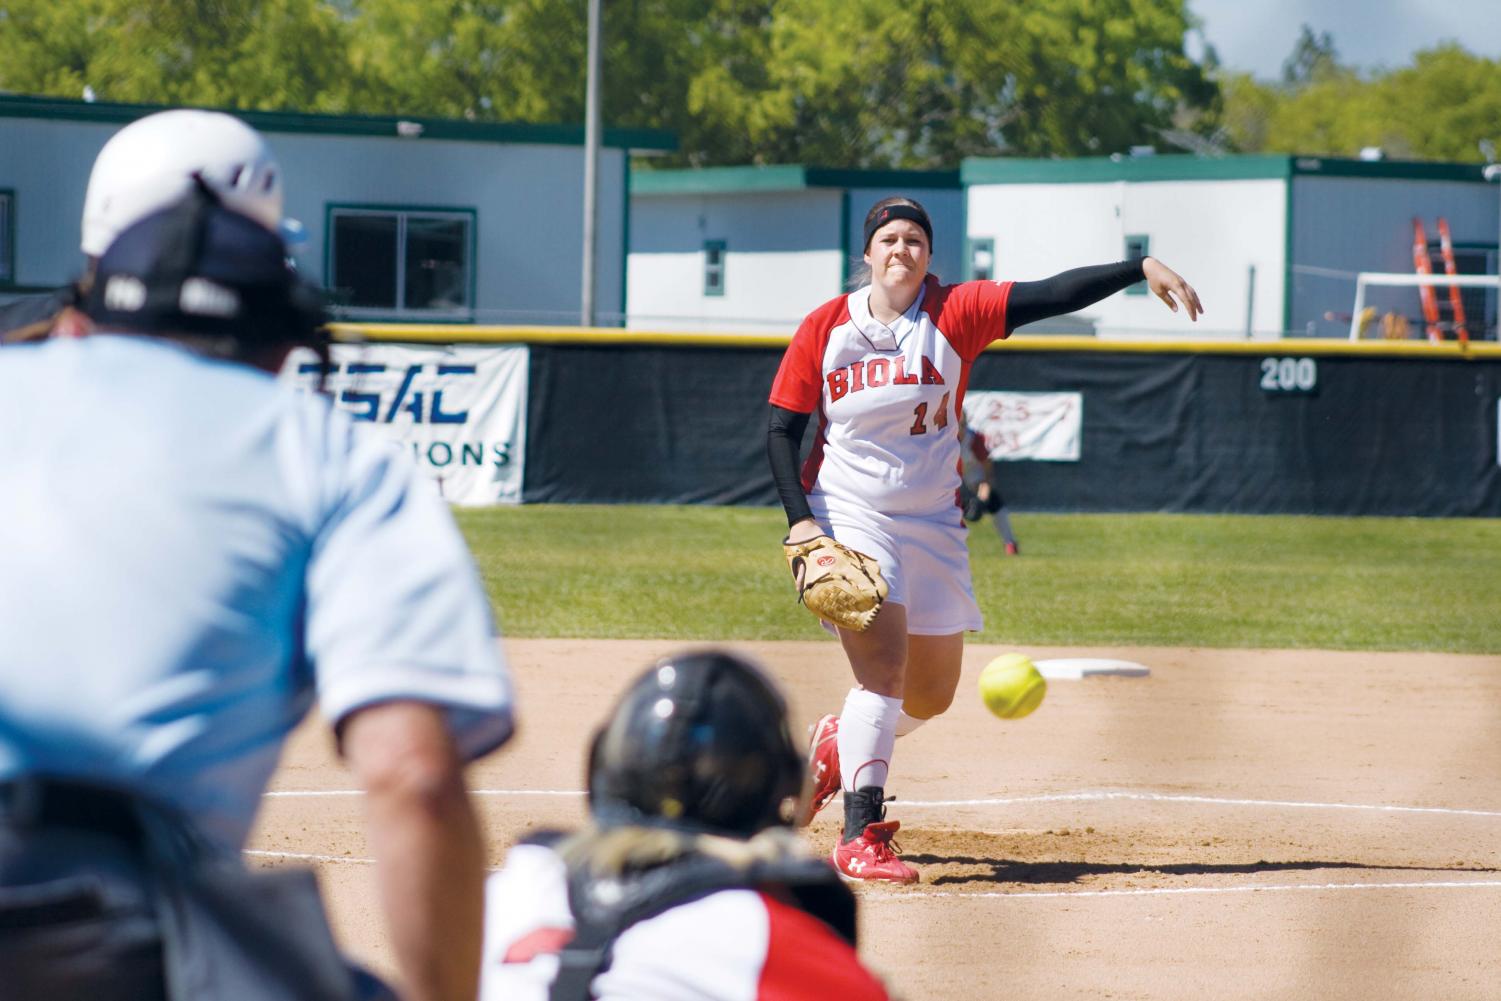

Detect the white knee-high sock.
xmin=895 ymin=709 xmax=928 ymax=737
xmin=838 ymin=688 xmax=902 ymax=791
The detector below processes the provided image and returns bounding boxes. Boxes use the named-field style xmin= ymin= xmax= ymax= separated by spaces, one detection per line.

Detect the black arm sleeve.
xmin=767 ymin=405 xmax=815 ymax=528
xmin=1005 ymin=260 xmax=1146 ymax=333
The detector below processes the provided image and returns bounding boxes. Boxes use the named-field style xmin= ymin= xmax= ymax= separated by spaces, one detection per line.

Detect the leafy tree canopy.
xmin=0 ymin=0 xmax=1214 ymax=167
xmin=4 ymin=3 xmax=1492 ymax=164
xmin=1221 ymin=28 xmax=1501 ymax=162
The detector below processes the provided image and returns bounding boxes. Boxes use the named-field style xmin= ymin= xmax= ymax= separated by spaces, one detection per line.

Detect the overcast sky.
xmin=1185 ymin=0 xmax=1501 ymax=79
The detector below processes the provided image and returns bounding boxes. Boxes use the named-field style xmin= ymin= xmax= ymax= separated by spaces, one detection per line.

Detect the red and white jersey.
xmin=959 ymin=425 xmax=989 ymax=490
xmin=769 ymin=276 xmax=1012 ymax=518
xmin=479 ymin=844 xmax=889 ymax=1001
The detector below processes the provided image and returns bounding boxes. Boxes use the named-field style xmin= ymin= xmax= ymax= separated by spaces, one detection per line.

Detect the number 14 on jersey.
xmin=910 ymin=392 xmax=952 ymax=435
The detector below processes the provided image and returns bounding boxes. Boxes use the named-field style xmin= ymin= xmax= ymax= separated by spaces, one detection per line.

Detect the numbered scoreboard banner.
xmin=965 ymin=348 xmax=1501 ymax=516
xmin=281 ymin=343 xmax=528 ymax=506
xmin=962 ymin=391 xmax=1082 ymax=462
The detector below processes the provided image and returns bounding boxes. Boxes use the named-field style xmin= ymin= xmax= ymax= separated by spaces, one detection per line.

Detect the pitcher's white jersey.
xmin=769 ymin=276 xmax=1013 ymax=519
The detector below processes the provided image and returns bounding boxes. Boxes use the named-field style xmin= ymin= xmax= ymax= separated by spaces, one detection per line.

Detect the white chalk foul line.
xmin=263 ymin=789 xmax=584 ymax=798
xmin=883 ymin=879 xmax=1501 ymax=902
xmin=891 ymin=791 xmax=1501 ymax=819
xmin=245 ymin=849 xmax=375 ymax=865
xmin=246 ymin=848 xmax=509 ymax=874
xmin=240 ymin=851 xmax=1501 ymax=903
xmin=263 ymin=787 xmax=1501 ymax=820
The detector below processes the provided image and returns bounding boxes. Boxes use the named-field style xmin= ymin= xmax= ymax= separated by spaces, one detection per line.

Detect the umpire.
xmin=0 ymin=107 xmax=288 ymax=344
xmin=0 ymin=183 xmax=514 ymax=1000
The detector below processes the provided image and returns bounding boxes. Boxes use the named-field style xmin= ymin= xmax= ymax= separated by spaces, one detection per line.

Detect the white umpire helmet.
xmin=80 ymin=109 xmax=284 ymax=258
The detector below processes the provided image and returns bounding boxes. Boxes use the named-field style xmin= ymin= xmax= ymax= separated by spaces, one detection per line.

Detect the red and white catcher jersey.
xmin=479 ymin=844 xmax=889 ymax=1001
xmin=770 ymin=276 xmax=1013 ymax=518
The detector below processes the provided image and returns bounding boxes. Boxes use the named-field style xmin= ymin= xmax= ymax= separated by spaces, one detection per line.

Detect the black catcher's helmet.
xmin=587 ymin=650 xmax=806 ymax=837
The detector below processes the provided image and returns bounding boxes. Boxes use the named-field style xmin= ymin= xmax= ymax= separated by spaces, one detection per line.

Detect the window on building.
xmin=329 ymin=207 xmax=473 ymax=317
xmin=969 ymin=238 xmax=995 ymax=282
xmin=1124 ymin=234 xmax=1149 ymax=296
xmin=0 ymin=191 xmax=14 ymax=286
xmin=703 ymin=240 xmax=726 ymax=297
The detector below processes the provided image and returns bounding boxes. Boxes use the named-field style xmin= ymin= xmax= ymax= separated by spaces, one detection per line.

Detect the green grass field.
xmin=457 ymin=505 xmax=1501 ymax=653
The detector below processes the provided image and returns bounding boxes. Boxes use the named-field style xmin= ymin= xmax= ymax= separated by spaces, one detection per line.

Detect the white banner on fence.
xmin=282 ymin=343 xmax=528 ymax=505
xmin=962 ymin=391 xmax=1082 ymax=462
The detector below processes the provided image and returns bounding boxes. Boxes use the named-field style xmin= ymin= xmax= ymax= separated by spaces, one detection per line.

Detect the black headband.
xmin=863 ymin=204 xmax=933 ymax=250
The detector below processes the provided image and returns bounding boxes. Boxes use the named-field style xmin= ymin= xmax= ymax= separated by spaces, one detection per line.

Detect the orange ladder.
xmin=1436 ymin=218 xmax=1470 ymax=346
xmin=1412 ymin=218 xmax=1472 ymax=344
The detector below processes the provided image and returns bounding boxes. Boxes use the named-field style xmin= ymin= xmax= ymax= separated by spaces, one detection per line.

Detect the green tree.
xmin=1223 ymin=41 xmax=1501 ymax=161
xmin=1374 ymin=45 xmax=1501 ymax=161
xmin=0 ymin=0 xmax=357 ymax=111
xmin=1 ymin=0 xmax=1218 ymax=167
xmin=1220 ymin=24 xmax=1501 ymax=162
xmin=1281 ymin=23 xmax=1339 ymax=86
xmin=678 ymin=0 xmax=1216 ymax=166
xmin=1217 ymin=72 xmax=1279 ymax=153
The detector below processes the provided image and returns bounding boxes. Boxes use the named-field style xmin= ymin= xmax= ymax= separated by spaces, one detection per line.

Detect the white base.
xmin=1033 ymin=657 xmax=1151 ymax=680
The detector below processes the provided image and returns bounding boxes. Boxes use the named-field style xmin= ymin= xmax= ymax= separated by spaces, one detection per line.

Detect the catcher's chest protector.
xmin=546 ymin=843 xmax=857 ymax=1001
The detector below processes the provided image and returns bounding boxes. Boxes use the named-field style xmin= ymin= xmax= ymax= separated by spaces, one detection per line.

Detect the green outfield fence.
xmin=332 ymin=325 xmax=1501 ymax=517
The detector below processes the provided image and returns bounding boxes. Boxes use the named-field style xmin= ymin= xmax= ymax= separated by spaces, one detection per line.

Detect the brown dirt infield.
xmin=252 ymin=639 xmax=1501 ymax=1000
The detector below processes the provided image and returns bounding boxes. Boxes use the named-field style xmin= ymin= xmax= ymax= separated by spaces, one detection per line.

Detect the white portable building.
xmin=0 ymin=93 xmax=674 ymax=326
xmin=627 ymin=165 xmax=963 ymax=333
xmin=961 ymin=153 xmax=1498 ymax=339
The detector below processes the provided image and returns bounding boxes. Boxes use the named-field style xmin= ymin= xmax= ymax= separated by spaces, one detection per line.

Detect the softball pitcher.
xmin=767 ymin=196 xmax=1202 ymax=882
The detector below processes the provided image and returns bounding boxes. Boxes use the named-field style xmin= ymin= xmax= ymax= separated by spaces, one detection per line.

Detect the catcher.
xmin=478 ymin=650 xmax=888 ymax=1001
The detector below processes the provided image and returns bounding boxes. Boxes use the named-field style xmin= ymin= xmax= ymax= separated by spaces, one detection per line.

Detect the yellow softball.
xmin=978 ymin=653 xmax=1047 ymax=720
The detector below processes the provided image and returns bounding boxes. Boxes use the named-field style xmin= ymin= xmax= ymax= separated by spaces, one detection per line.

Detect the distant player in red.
xmin=767 ymin=196 xmax=1202 ymax=882
xmin=959 ymin=422 xmax=1020 ymax=555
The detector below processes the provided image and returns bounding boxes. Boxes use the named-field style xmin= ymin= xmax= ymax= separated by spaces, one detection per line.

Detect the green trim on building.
xmin=630 ymin=164 xmax=960 ymax=196
xmin=966 ymin=237 xmax=995 ymax=282
xmin=1290 ymin=157 xmax=1490 ymax=182
xmin=1282 ymin=178 xmax=1295 ymax=334
xmin=618 ymin=155 xmax=631 ymax=327
xmin=957 ymin=185 xmax=969 ymax=283
xmin=1124 ymin=234 xmax=1149 ymax=296
xmin=702 ymin=239 xmax=727 ymax=297
xmin=806 ymin=167 xmax=960 ymax=190
xmin=0 ymin=188 xmax=15 ymax=287
xmin=324 ymin=202 xmax=479 ymax=322
xmin=961 ymin=153 xmax=1493 ymax=186
xmin=0 ymin=93 xmax=675 ymax=151
xmin=839 ymin=191 xmax=852 ymax=290
xmin=962 ymin=154 xmax=1293 ymax=185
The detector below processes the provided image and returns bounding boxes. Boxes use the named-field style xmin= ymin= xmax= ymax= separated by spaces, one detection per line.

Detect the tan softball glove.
xmin=782 ymin=535 xmax=889 ymax=632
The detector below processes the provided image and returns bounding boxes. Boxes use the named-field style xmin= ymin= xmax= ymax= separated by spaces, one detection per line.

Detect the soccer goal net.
xmin=1347 ymin=272 xmax=1500 ymax=342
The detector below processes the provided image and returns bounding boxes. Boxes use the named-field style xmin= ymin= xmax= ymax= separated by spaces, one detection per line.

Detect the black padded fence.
xmin=518 ymin=339 xmax=1501 ymax=517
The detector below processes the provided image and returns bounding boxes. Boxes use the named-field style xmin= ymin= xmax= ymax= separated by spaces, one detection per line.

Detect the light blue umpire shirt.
xmin=0 ymin=334 xmax=514 ymax=848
